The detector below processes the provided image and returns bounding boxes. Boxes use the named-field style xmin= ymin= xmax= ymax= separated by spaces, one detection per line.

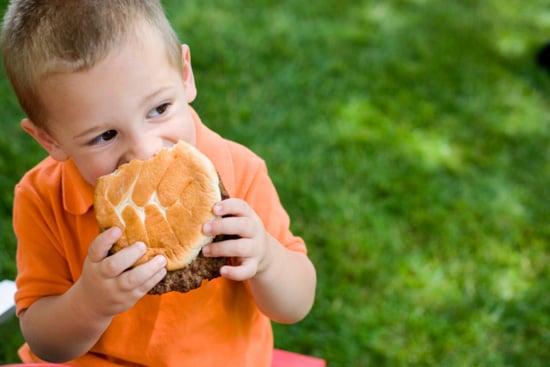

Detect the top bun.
xmin=94 ymin=140 xmax=221 ymax=271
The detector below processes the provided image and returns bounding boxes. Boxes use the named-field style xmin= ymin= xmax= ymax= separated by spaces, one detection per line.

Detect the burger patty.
xmin=148 ymin=248 xmax=228 ymax=294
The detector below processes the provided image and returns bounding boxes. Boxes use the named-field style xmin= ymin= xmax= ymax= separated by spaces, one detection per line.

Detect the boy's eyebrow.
xmin=73 ymin=125 xmax=109 ymax=139
xmin=140 ymin=86 xmax=175 ymax=106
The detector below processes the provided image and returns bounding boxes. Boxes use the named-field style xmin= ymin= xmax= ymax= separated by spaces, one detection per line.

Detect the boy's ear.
xmin=20 ymin=118 xmax=69 ymax=161
xmin=181 ymin=44 xmax=197 ymax=103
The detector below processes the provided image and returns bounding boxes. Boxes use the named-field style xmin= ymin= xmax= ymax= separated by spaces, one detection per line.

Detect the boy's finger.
xmin=101 ymin=242 xmax=147 ymax=278
xmin=88 ymin=227 xmax=122 ymax=262
xmin=219 ymin=261 xmax=256 ymax=281
xmin=203 ymin=216 xmax=256 ymax=238
xmin=202 ymin=238 xmax=247 ymax=258
xmin=119 ymin=255 xmax=167 ymax=291
xmin=212 ymin=198 xmax=253 ymax=217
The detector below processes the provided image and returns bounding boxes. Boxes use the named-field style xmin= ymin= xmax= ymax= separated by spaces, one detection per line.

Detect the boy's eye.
xmin=90 ymin=130 xmax=117 ymax=145
xmin=147 ymin=103 xmax=170 ymax=118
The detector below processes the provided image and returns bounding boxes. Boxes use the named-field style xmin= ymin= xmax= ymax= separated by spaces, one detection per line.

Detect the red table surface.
xmin=2 ymin=349 xmax=325 ymax=367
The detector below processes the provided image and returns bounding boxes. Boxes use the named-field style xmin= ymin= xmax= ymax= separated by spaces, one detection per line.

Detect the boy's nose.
xmin=123 ymin=135 xmax=163 ymax=163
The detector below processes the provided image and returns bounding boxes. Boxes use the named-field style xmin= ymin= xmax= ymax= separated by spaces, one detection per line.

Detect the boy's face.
xmin=22 ymin=26 xmax=197 ymax=186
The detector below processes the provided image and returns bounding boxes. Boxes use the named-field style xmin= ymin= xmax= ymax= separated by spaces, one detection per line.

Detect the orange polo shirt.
xmin=13 ymin=109 xmax=306 ymax=366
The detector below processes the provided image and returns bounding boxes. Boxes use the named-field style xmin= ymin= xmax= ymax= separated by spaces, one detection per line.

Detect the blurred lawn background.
xmin=1 ymin=0 xmax=549 ymax=366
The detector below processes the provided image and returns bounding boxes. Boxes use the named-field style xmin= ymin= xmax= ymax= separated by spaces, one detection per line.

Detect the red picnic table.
xmin=1 ymin=349 xmax=325 ymax=367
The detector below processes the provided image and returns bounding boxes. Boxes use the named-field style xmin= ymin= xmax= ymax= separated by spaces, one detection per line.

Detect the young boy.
xmin=1 ymin=1 xmax=316 ymax=366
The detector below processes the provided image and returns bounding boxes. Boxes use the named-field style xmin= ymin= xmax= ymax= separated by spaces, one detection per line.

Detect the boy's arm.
xmin=19 ymin=289 xmax=112 ymax=363
xmin=247 ymin=234 xmax=316 ymax=324
xmin=19 ymin=228 xmax=167 ymax=363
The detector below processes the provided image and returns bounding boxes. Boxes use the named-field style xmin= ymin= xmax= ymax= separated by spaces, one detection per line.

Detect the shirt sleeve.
xmin=229 ymin=144 xmax=307 ymax=255
xmin=12 ymin=182 xmax=73 ymax=315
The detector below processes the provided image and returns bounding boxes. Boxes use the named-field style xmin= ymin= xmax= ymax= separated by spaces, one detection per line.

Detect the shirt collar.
xmin=192 ymin=108 xmax=235 ymax=195
xmin=61 ymin=159 xmax=95 ymax=215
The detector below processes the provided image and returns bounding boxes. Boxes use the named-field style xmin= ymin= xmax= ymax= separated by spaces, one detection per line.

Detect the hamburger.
xmin=93 ymin=140 xmax=228 ymax=294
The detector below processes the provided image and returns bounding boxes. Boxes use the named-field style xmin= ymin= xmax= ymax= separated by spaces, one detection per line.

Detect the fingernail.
xmin=213 ymin=204 xmax=223 ymax=215
xmin=136 ymin=242 xmax=147 ymax=252
xmin=155 ymin=255 xmax=166 ymax=266
xmin=202 ymin=245 xmax=210 ymax=255
xmin=220 ymin=266 xmax=229 ymax=277
xmin=110 ymin=226 xmax=122 ymax=237
xmin=203 ymin=222 xmax=212 ymax=234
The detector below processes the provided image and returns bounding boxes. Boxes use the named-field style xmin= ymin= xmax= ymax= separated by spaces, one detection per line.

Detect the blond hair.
xmin=1 ymin=0 xmax=182 ymax=129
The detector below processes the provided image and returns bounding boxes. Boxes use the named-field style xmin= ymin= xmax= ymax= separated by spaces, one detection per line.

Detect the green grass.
xmin=1 ymin=0 xmax=549 ymax=365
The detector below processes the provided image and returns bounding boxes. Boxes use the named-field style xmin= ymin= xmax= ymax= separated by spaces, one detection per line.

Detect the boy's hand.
xmin=17 ymin=227 xmax=168 ymax=362
xmin=76 ymin=227 xmax=167 ymax=318
xmin=201 ymin=198 xmax=316 ymax=325
xmin=201 ymin=198 xmax=272 ymax=281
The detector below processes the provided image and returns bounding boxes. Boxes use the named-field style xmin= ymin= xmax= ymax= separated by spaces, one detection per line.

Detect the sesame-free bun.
xmin=93 ymin=140 xmax=221 ymax=271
